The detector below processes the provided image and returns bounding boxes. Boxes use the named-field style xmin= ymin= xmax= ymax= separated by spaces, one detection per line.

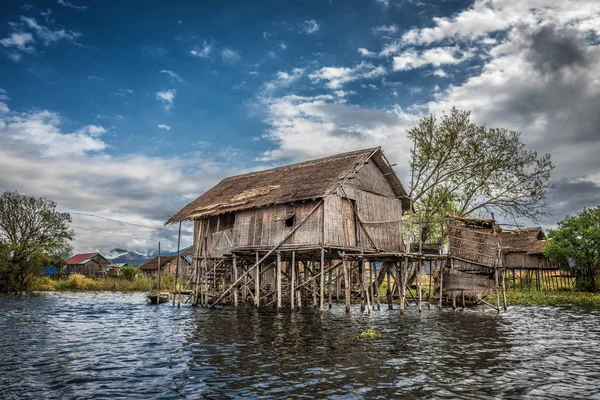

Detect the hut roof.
xmin=527 ymin=239 xmax=547 ymax=255
xmin=66 ymin=252 xmax=110 ymax=265
xmin=498 ymin=228 xmax=546 ymax=253
xmin=449 ymin=215 xmax=496 ymax=230
xmin=167 ymin=147 xmax=410 ymax=223
xmin=139 ymin=249 xmax=193 ymax=271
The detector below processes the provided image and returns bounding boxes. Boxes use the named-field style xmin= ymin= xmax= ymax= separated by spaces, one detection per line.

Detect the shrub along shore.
xmin=29 ymin=273 xmax=177 ymax=292
xmin=28 ymin=276 xmax=600 ymax=308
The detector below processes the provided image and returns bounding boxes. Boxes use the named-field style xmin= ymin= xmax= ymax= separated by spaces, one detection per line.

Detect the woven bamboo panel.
xmin=448 ymin=225 xmax=498 ymax=267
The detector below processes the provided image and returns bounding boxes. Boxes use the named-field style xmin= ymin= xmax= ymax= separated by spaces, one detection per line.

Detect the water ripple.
xmin=1 ymin=292 xmax=600 ymax=399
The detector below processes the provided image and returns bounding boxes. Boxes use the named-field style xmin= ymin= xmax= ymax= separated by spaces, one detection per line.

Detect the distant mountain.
xmin=106 ymin=248 xmax=152 ymax=266
xmin=106 ymin=246 xmax=193 ymax=266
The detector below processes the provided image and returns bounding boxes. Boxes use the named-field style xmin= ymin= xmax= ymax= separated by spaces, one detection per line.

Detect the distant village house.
xmin=65 ymin=253 xmax=113 ymax=276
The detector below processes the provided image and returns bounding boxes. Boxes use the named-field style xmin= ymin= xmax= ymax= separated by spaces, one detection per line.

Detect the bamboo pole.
xmin=233 ymin=256 xmax=238 ymax=309
xmin=359 ymin=261 xmax=366 ymax=312
xmin=363 ymin=260 xmax=372 ymax=314
xmin=373 ymin=262 xmax=380 ymax=311
xmin=255 ymin=252 xmax=260 ymax=308
xmin=386 ymin=264 xmax=393 ymax=310
xmin=439 ymin=258 xmax=444 ymax=307
xmin=290 ymin=251 xmax=295 ymax=311
xmin=173 ymin=221 xmax=182 ymax=307
xmin=297 ymin=259 xmax=302 ymax=310
xmin=399 ymin=259 xmax=406 ymax=312
xmin=277 ymin=251 xmax=282 ymax=310
xmin=156 ymin=242 xmax=161 ymax=300
xmin=343 ymin=255 xmax=350 ymax=313
xmin=328 ymin=267 xmax=333 ymax=309
xmin=319 ymin=248 xmax=325 ymax=312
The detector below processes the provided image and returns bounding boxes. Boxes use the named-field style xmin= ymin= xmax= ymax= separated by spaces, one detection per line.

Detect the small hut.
xmin=139 ymin=249 xmax=193 ymax=276
xmin=65 ymin=252 xmax=111 ymax=276
xmin=498 ymin=228 xmax=550 ymax=269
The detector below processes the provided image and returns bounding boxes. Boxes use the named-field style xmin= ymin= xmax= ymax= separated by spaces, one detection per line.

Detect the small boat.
xmin=147 ymin=292 xmax=170 ymax=304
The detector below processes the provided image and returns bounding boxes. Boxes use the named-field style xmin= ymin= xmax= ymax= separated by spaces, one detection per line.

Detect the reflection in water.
xmin=1 ymin=292 xmax=599 ymax=399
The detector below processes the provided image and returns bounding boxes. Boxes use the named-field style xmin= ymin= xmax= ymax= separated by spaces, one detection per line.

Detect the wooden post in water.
xmin=290 ymin=251 xmax=295 ymax=311
xmin=328 ymin=267 xmax=333 ymax=309
xmin=255 ymin=252 xmax=260 ymax=308
xmin=439 ymin=258 xmax=444 ymax=307
xmin=277 ymin=252 xmax=282 ymax=310
xmin=359 ymin=261 xmax=366 ymax=312
xmin=364 ymin=260 xmax=372 ymax=314
xmin=297 ymin=259 xmax=303 ymax=310
xmin=173 ymin=221 xmax=182 ymax=307
xmin=399 ymin=259 xmax=407 ymax=312
xmin=233 ymin=256 xmax=238 ymax=309
xmin=156 ymin=242 xmax=161 ymax=299
xmin=386 ymin=264 xmax=393 ymax=310
xmin=343 ymin=255 xmax=350 ymax=313
xmin=319 ymin=248 xmax=325 ymax=312
xmin=373 ymin=262 xmax=380 ymax=311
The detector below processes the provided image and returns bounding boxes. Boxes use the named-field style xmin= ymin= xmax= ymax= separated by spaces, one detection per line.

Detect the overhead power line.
xmin=60 ymin=210 xmax=176 ymax=232
xmin=70 ymin=225 xmax=162 ymax=240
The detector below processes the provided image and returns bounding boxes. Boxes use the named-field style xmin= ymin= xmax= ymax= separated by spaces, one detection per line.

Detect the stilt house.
xmin=168 ymin=148 xmax=410 ymax=257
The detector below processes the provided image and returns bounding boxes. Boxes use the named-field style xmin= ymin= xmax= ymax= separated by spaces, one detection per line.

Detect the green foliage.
xmin=120 ymin=265 xmax=139 ymax=281
xmin=0 ymin=191 xmax=73 ymax=293
xmin=28 ymin=272 xmax=179 ymax=292
xmin=408 ymin=108 xmax=554 ymax=243
xmin=505 ymin=290 xmax=600 ymax=308
xmin=544 ymin=206 xmax=600 ymax=292
xmin=359 ymin=329 xmax=381 ymax=339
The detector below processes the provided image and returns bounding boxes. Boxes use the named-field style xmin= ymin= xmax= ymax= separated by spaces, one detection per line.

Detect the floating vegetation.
xmin=359 ymin=329 xmax=381 ymax=339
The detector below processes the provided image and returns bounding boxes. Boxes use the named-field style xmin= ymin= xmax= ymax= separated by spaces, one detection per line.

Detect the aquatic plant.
xmin=68 ymin=273 xmax=87 ymax=289
xmin=359 ymin=329 xmax=381 ymax=339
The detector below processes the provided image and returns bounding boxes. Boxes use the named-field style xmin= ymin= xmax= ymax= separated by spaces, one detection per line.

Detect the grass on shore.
xmin=29 ymin=273 xmax=183 ymax=292
xmin=504 ymin=290 xmax=600 ymax=308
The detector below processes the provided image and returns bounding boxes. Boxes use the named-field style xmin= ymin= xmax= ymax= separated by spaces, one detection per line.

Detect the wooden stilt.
xmin=277 ymin=252 xmax=282 ymax=310
xmin=312 ymin=261 xmax=317 ymax=309
xmin=173 ymin=221 xmax=182 ymax=307
xmin=255 ymin=252 xmax=260 ymax=308
xmin=462 ymin=291 xmax=465 ymax=310
xmin=418 ymin=260 xmax=422 ymax=313
xmin=386 ymin=265 xmax=393 ymax=310
xmin=290 ymin=251 xmax=295 ymax=311
xmin=297 ymin=260 xmax=303 ymax=310
xmin=359 ymin=261 xmax=366 ymax=312
xmin=452 ymin=292 xmax=456 ymax=310
xmin=399 ymin=259 xmax=406 ymax=312
xmin=343 ymin=255 xmax=350 ymax=313
xmin=427 ymin=258 xmax=432 ymax=310
xmin=156 ymin=242 xmax=161 ymax=300
xmin=439 ymin=259 xmax=444 ymax=307
xmin=495 ymin=266 xmax=501 ymax=314
xmin=364 ymin=261 xmax=372 ymax=314
xmin=233 ymin=256 xmax=238 ymax=309
xmin=328 ymin=267 xmax=333 ymax=309
xmin=501 ymin=268 xmax=507 ymax=311
xmin=319 ymin=248 xmax=325 ymax=312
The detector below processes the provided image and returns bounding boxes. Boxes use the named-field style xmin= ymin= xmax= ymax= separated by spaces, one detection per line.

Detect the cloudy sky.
xmin=0 ymin=0 xmax=599 ymax=254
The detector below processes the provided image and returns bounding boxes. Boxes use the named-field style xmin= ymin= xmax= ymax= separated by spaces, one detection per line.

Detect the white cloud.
xmin=374 ymin=0 xmax=389 ymax=7
xmin=373 ymin=25 xmax=397 ymax=35
xmin=401 ymin=0 xmax=600 ymax=44
xmin=262 ymin=68 xmax=304 ymax=93
xmin=0 ymin=32 xmax=35 ymax=52
xmin=2 ymin=110 xmax=106 ymax=156
xmin=221 ymin=48 xmax=241 ymax=63
xmin=20 ymin=16 xmax=81 ymax=45
xmin=392 ymin=46 xmax=473 ymax=71
xmin=83 ymin=125 xmax=107 ymax=136
xmin=279 ymin=42 xmax=287 ymax=50
xmin=115 ymin=88 xmax=133 ymax=95
xmin=190 ymin=41 xmax=212 ymax=58
xmin=156 ymin=89 xmax=176 ymax=110
xmin=302 ymin=20 xmax=320 ymax=34
xmin=358 ymin=47 xmax=376 ymax=57
xmin=433 ymin=69 xmax=448 ymax=77
xmin=160 ymin=69 xmax=183 ymax=82
xmin=308 ymin=62 xmax=387 ymax=89
xmin=157 ymin=124 xmax=171 ymax=130
xmin=57 ymin=0 xmax=88 ymax=10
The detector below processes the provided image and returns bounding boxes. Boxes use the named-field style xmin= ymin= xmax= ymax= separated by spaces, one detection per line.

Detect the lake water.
xmin=1 ymin=292 xmax=600 ymax=399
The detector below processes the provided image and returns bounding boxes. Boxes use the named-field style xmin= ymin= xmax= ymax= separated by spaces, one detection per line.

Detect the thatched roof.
xmin=167 ymin=147 xmax=410 ymax=223
xmin=139 ymin=248 xmax=193 ymax=271
xmin=527 ymin=239 xmax=547 ymax=255
xmin=448 ymin=215 xmax=496 ymax=230
xmin=498 ymin=228 xmax=545 ymax=253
